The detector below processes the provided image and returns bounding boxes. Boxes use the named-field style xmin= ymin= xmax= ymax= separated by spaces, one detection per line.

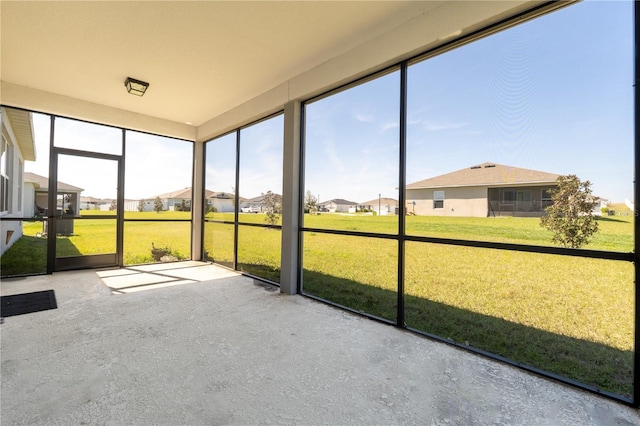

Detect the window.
xmin=404 ymin=0 xmax=633 ymax=399
xmin=433 ymin=191 xmax=444 ymax=209
xmin=501 ymin=190 xmax=515 ymax=203
xmin=303 ymin=70 xmax=400 ymax=232
xmin=301 ymin=0 xmax=634 ymax=402
xmin=203 ymin=113 xmax=284 ymax=284
xmin=1 ymin=136 xmax=10 ymax=213
xmin=123 ymin=130 xmax=193 ymax=265
xmin=541 ymin=188 xmax=553 ymax=208
xmin=302 ymin=70 xmax=400 ymax=321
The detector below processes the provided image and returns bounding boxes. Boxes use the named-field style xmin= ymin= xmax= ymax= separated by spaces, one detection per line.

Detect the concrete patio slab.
xmin=1 ymin=262 xmax=638 ymax=425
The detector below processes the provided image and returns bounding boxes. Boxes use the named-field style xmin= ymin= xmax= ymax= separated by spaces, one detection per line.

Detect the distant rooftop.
xmin=407 ymin=162 xmax=560 ymax=189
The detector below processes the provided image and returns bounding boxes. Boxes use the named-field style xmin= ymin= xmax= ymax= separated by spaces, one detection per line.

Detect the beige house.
xmin=406 ymin=162 xmax=560 ymax=217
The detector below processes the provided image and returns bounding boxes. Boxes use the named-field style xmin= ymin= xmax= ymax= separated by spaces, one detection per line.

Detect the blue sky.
xmin=304 ymin=0 xmax=634 ymax=204
xmin=26 ymin=0 xmax=634 ymax=204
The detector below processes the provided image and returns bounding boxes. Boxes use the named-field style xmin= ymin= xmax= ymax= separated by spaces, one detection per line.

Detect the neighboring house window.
xmin=541 ymin=188 xmax=553 ymax=209
xmin=1 ymin=136 xmax=10 ymax=213
xmin=433 ymin=191 xmax=444 ymax=209
xmin=501 ymin=190 xmax=515 ymax=203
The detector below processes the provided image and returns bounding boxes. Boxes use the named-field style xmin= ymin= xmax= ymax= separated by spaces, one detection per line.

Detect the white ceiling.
xmin=1 ymin=1 xmax=448 ymax=128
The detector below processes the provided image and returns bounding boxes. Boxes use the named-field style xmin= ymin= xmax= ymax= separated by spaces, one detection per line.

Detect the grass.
xmin=0 ymin=234 xmax=48 ymax=275
xmin=1 ymin=210 xmax=635 ymax=396
xmin=1 ymin=212 xmax=192 ymax=275
xmin=300 ymin=230 xmax=633 ymax=397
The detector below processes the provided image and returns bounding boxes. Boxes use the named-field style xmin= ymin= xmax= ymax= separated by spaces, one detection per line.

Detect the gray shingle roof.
xmin=319 ymin=198 xmax=358 ymax=206
xmin=407 ymin=162 xmax=560 ymax=189
xmin=359 ymin=197 xmax=398 ymax=206
xmin=24 ymin=172 xmax=84 ymax=192
xmin=154 ymin=188 xmax=216 ymax=199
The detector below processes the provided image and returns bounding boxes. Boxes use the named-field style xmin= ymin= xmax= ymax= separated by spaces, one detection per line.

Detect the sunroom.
xmin=1 ymin=0 xmax=637 ymax=410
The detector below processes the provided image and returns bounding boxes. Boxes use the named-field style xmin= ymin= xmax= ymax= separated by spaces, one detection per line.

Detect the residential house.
xmin=1 ymin=107 xmax=35 ymax=254
xmin=143 ymin=188 xmax=216 ymax=212
xmin=359 ymin=197 xmax=398 ymax=216
xmin=22 ymin=172 xmax=83 ymax=235
xmin=241 ymin=193 xmax=282 ymax=213
xmin=80 ymin=196 xmax=111 ymax=211
xmin=207 ymin=191 xmax=238 ymax=213
xmin=406 ymin=162 xmax=560 ymax=217
xmin=318 ymin=198 xmax=358 ymax=213
xmin=23 ymin=172 xmax=83 ymax=218
xmin=592 ymin=198 xmax=609 ymax=216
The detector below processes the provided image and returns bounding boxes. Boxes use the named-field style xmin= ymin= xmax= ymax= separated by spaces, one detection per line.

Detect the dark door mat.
xmin=1 ymin=290 xmax=57 ymax=317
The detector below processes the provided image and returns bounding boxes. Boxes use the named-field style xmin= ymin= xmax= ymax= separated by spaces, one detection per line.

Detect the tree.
xmin=109 ymin=199 xmax=117 ymax=211
xmin=305 ymin=190 xmax=318 ymax=214
xmin=263 ymin=190 xmax=282 ymax=226
xmin=137 ymin=199 xmax=145 ymax=212
xmin=153 ymin=196 xmax=163 ymax=213
xmin=540 ymin=175 xmax=599 ymax=248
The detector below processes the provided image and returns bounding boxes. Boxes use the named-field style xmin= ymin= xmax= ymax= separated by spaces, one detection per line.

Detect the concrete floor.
xmin=1 ymin=261 xmax=638 ymax=425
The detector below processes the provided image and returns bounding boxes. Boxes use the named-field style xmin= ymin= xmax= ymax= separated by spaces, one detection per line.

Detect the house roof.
xmin=319 ymin=198 xmax=358 ymax=206
xmin=153 ymin=188 xmax=215 ymax=200
xmin=207 ymin=192 xmax=248 ymax=202
xmin=80 ymin=196 xmax=106 ymax=203
xmin=24 ymin=172 xmax=83 ymax=193
xmin=406 ymin=162 xmax=560 ymax=190
xmin=245 ymin=193 xmax=282 ymax=203
xmin=359 ymin=197 xmax=398 ymax=206
xmin=208 ymin=191 xmax=234 ymax=200
xmin=3 ymin=107 xmax=35 ymax=161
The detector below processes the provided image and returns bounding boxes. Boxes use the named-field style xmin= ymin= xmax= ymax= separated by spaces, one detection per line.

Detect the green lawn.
xmin=1 ymin=210 xmax=635 ymax=396
xmin=1 ymin=211 xmax=192 ymax=275
xmin=296 ymin=213 xmax=634 ymax=397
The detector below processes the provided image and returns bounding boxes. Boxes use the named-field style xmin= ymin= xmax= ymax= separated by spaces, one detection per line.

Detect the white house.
xmin=241 ymin=193 xmax=283 ymax=213
xmin=207 ymin=191 xmax=238 ymax=213
xmin=318 ymin=198 xmax=358 ymax=213
xmin=140 ymin=188 xmax=215 ymax=212
xmin=80 ymin=196 xmax=111 ymax=211
xmin=1 ymin=107 xmax=36 ymax=255
xmin=359 ymin=197 xmax=398 ymax=216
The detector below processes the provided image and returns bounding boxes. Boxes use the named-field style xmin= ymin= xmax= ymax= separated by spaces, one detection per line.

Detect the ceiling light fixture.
xmin=124 ymin=77 xmax=149 ymax=96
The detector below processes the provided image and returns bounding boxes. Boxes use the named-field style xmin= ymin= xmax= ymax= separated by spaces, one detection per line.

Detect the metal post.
xmin=233 ymin=130 xmax=240 ymax=270
xmin=397 ymin=62 xmax=408 ymax=328
xmin=633 ymin=0 xmax=640 ymax=407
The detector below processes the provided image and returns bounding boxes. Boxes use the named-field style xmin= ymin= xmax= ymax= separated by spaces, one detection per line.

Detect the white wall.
xmin=1 ymin=116 xmax=27 ymax=254
xmin=23 ymin=182 xmax=35 ymax=217
xmin=210 ymin=198 xmax=235 ymax=213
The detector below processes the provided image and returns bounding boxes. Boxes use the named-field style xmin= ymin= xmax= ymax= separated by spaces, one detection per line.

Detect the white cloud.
xmin=354 ymin=112 xmax=374 ymax=123
xmin=381 ymin=121 xmax=399 ymax=131
xmin=424 ymin=121 xmax=469 ymax=131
